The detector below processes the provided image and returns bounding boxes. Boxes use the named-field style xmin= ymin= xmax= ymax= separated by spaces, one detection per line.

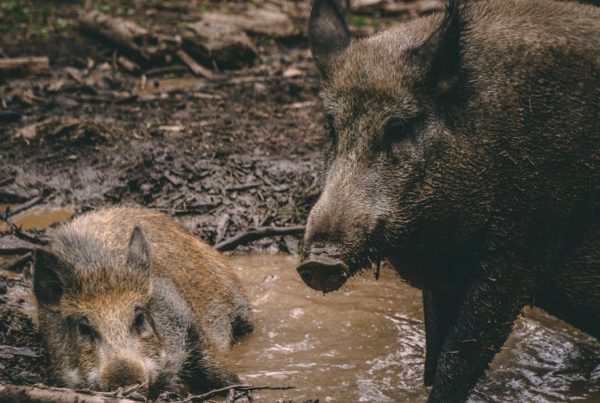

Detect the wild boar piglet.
xmin=34 ymin=207 xmax=252 ymax=396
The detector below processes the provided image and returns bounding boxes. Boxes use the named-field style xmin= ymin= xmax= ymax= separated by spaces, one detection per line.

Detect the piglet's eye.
xmin=133 ymin=307 xmax=146 ymax=333
xmin=78 ymin=322 xmax=95 ymax=342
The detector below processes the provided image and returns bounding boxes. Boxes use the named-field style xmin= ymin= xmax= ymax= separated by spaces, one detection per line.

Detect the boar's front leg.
xmin=427 ymin=264 xmax=531 ymax=403
xmin=423 ymin=287 xmax=462 ymax=386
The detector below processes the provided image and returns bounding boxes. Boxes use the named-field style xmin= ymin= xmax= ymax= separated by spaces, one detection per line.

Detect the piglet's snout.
xmin=99 ymin=358 xmax=146 ymax=391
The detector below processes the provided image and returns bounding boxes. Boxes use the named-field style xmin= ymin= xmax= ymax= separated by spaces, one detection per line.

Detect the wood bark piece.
xmin=0 ymin=57 xmax=49 ymax=77
xmin=176 ymin=49 xmax=214 ymax=78
xmin=183 ymin=20 xmax=257 ymax=69
xmin=351 ymin=0 xmax=444 ymax=16
xmin=117 ymin=56 xmax=140 ymax=73
xmin=202 ymin=7 xmax=297 ymax=38
xmin=79 ymin=11 xmax=160 ymax=61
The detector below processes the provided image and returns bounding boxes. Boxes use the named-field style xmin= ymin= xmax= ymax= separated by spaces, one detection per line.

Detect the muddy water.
xmin=0 ymin=205 xmax=74 ymax=232
xmin=228 ymin=254 xmax=600 ymax=402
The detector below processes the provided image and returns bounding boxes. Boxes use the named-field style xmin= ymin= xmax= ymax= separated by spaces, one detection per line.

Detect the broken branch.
xmin=0 ymin=57 xmax=49 ymax=78
xmin=0 ymin=216 xmax=49 ymax=246
xmin=0 ymin=252 xmax=32 ymax=272
xmin=176 ymin=49 xmax=213 ymax=79
xmin=0 ymin=247 xmax=33 ymax=256
xmin=183 ymin=384 xmax=295 ymax=402
xmin=215 ymin=225 xmax=305 ymax=252
xmin=0 ymin=383 xmax=144 ymax=403
xmin=0 ymin=193 xmax=47 ymax=220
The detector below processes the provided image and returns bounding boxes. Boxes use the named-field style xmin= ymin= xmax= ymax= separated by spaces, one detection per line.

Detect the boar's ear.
xmin=127 ymin=226 xmax=151 ymax=274
xmin=309 ymin=0 xmax=351 ymax=78
xmin=412 ymin=0 xmax=463 ymax=97
xmin=34 ymin=248 xmax=72 ymax=308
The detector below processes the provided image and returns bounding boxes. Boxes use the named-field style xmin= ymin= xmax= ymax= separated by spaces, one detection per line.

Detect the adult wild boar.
xmin=34 ymin=207 xmax=252 ymax=396
xmin=297 ymin=0 xmax=599 ymax=401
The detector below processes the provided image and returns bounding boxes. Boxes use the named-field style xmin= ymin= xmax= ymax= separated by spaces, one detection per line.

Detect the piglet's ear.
xmin=127 ymin=226 xmax=151 ymax=274
xmin=309 ymin=0 xmax=351 ymax=78
xmin=34 ymin=248 xmax=71 ymax=308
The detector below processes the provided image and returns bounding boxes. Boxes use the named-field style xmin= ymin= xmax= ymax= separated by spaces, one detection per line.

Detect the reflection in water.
xmin=228 ymin=254 xmax=600 ymax=402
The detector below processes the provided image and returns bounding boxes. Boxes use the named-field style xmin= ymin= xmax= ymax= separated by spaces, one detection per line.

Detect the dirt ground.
xmin=0 ymin=0 xmax=437 ymax=400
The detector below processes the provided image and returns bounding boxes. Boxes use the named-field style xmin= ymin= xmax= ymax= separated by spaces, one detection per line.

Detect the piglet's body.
xmin=34 ymin=207 xmax=252 ymax=396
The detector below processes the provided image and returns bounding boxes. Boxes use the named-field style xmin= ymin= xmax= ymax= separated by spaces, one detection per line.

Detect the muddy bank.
xmin=0 ymin=49 xmax=325 ymax=250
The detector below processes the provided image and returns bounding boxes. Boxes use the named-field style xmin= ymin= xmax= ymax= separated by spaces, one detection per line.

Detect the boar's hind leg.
xmin=537 ymin=232 xmax=600 ymax=340
xmin=423 ymin=288 xmax=462 ymax=386
xmin=427 ymin=265 xmax=531 ymax=403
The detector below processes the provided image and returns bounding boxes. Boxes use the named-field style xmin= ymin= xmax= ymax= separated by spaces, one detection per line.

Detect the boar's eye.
xmin=383 ymin=119 xmax=408 ymax=143
xmin=78 ymin=321 xmax=96 ymax=342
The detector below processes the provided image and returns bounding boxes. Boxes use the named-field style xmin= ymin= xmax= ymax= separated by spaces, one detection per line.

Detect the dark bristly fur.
xmin=33 ymin=207 xmax=253 ymax=396
xmin=300 ymin=0 xmax=599 ymax=401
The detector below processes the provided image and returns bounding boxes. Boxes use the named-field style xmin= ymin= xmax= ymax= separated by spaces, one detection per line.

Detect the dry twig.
xmin=0 ymin=247 xmax=33 ymax=256
xmin=183 ymin=384 xmax=295 ymax=402
xmin=0 ymin=193 xmax=47 ymax=220
xmin=0 ymin=252 xmax=32 ymax=272
xmin=0 ymin=383 xmax=144 ymax=403
xmin=215 ymin=225 xmax=305 ymax=251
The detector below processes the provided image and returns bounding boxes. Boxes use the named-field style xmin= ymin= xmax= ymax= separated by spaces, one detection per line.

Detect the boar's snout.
xmin=297 ymin=242 xmax=350 ymax=292
xmin=297 ymin=259 xmax=349 ymax=292
xmin=99 ymin=358 xmax=146 ymax=391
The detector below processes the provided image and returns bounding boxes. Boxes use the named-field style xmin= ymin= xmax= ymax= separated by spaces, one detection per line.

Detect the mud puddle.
xmin=229 ymin=254 xmax=600 ymax=402
xmin=0 ymin=205 xmax=74 ymax=232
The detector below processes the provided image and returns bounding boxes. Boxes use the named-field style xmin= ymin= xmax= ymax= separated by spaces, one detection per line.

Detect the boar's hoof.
xmin=297 ymin=259 xmax=349 ymax=292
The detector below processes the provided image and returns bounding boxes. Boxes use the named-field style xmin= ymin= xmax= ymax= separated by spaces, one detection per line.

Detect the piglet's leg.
xmin=196 ymin=355 xmax=240 ymax=390
xmin=427 ymin=266 xmax=530 ymax=403
xmin=182 ymin=326 xmax=241 ymax=393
